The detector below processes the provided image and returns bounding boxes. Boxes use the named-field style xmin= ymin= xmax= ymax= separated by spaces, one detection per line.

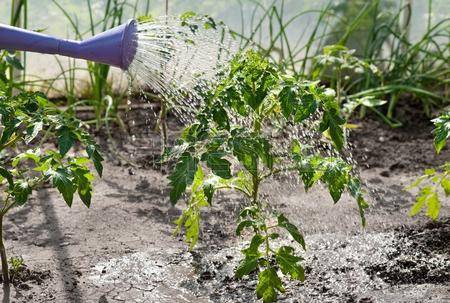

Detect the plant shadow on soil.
xmin=1 ymin=104 xmax=449 ymax=302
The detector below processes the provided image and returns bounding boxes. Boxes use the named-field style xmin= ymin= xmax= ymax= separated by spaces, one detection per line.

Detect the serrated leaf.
xmin=236 ymin=256 xmax=259 ymax=278
xmin=57 ymin=126 xmax=76 ymax=157
xmin=5 ymin=55 xmax=24 ymax=70
xmin=12 ymin=149 xmax=41 ymax=167
xmin=203 ymin=151 xmax=232 ymax=179
xmin=432 ymin=112 xmax=450 ymax=154
xmin=256 ymin=267 xmax=285 ymax=303
xmin=72 ymin=166 xmax=93 ymax=207
xmin=0 ymin=166 xmax=14 ymax=188
xmin=409 ymin=186 xmax=440 ymax=220
xmin=321 ymin=158 xmax=351 ymax=203
xmin=203 ymin=183 xmax=214 ymax=204
xmin=405 ymin=175 xmax=427 ymax=190
xmin=275 ymin=246 xmax=305 ymax=281
xmin=232 ymin=137 xmax=258 ymax=176
xmin=277 ymin=214 xmax=305 ymax=249
xmin=175 ymin=207 xmax=201 ymax=250
xmin=12 ymin=180 xmax=32 ymax=205
xmin=25 ymin=121 xmax=43 ymax=144
xmin=52 ymin=168 xmax=76 ymax=207
xmin=168 ymin=153 xmax=199 ymax=204
xmin=243 ymin=234 xmax=265 ymax=257
xmin=441 ymin=176 xmax=450 ymax=196
xmin=294 ymin=94 xmax=317 ymax=122
xmin=86 ymin=145 xmax=103 ymax=177
xmin=425 ymin=192 xmax=440 ymax=220
xmin=236 ymin=220 xmax=255 ymax=236
xmin=320 ymin=109 xmax=345 ymax=150
xmin=211 ymin=105 xmax=230 ymax=130
xmin=279 ymin=85 xmax=296 ymax=119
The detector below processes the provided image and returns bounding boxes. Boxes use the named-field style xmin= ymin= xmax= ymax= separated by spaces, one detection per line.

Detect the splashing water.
xmin=125 ymin=16 xmax=363 ymax=206
xmin=127 ymin=16 xmax=238 ymax=123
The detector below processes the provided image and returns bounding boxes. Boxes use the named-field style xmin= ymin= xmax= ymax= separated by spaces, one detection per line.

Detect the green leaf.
xmin=320 ymin=109 xmax=345 ymax=150
xmin=321 ymin=158 xmax=351 ymax=203
xmin=12 ymin=149 xmax=41 ymax=167
xmin=175 ymin=207 xmax=201 ymax=250
xmin=236 ymin=255 xmax=259 ymax=278
xmin=211 ymin=105 xmax=230 ymax=130
xmin=348 ymin=177 xmax=368 ymax=226
xmin=297 ymin=156 xmax=323 ymax=191
xmin=202 ymin=151 xmax=232 ymax=179
xmin=174 ymin=165 xmax=210 ymax=249
xmin=432 ymin=112 xmax=450 ymax=154
xmin=57 ymin=126 xmax=76 ymax=157
xmin=441 ymin=176 xmax=450 ymax=196
xmin=72 ymin=166 xmax=94 ymax=207
xmin=86 ymin=145 xmax=104 ymax=177
xmin=275 ymin=246 xmax=305 ymax=281
xmin=256 ymin=267 xmax=285 ymax=303
xmin=294 ymin=94 xmax=317 ymax=122
xmin=25 ymin=121 xmax=43 ymax=144
xmin=425 ymin=192 xmax=440 ymax=220
xmin=168 ymin=153 xmax=199 ymax=204
xmin=12 ymin=180 xmax=32 ymax=205
xmin=236 ymin=233 xmax=264 ymax=279
xmin=279 ymin=85 xmax=296 ymax=119
xmin=255 ymin=138 xmax=273 ymax=170
xmin=409 ymin=186 xmax=440 ymax=220
xmin=236 ymin=220 xmax=255 ymax=236
xmin=277 ymin=214 xmax=305 ymax=249
xmin=232 ymin=137 xmax=258 ymax=176
xmin=243 ymin=234 xmax=265 ymax=257
xmin=203 ymin=183 xmax=214 ymax=204
xmin=5 ymin=55 xmax=24 ymax=70
xmin=0 ymin=167 xmax=14 ymax=188
xmin=52 ymin=168 xmax=76 ymax=207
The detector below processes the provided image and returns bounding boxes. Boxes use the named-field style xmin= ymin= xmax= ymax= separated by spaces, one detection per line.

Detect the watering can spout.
xmin=0 ymin=19 xmax=138 ymax=70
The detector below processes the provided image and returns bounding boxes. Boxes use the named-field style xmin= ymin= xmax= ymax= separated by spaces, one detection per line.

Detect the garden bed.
xmin=1 ymin=108 xmax=449 ymax=302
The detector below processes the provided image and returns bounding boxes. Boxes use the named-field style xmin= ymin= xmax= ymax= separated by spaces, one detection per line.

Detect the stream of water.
xmin=127 ymin=16 xmax=237 ymax=123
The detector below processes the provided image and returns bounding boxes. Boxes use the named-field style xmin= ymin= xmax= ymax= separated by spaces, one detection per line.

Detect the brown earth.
xmin=0 ymin=106 xmax=449 ymax=303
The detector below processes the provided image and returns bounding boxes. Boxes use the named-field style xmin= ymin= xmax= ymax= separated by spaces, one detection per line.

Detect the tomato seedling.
xmin=407 ymin=111 xmax=450 ymax=220
xmin=167 ymin=50 xmax=367 ymax=303
xmin=0 ymin=91 xmax=103 ymax=284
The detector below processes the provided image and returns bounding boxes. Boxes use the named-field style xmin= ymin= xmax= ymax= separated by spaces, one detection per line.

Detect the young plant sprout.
xmin=0 ymin=91 xmax=103 ymax=285
xmin=166 ymin=50 xmax=367 ymax=303
xmin=407 ymin=111 xmax=450 ymax=220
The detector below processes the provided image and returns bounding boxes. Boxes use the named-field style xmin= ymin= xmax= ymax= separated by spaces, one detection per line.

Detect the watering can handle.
xmin=0 ymin=23 xmax=65 ymax=55
xmin=0 ymin=20 xmax=137 ymax=70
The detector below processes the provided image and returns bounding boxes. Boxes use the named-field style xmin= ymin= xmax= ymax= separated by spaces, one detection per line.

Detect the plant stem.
xmin=336 ymin=67 xmax=342 ymax=105
xmin=251 ymin=170 xmax=259 ymax=206
xmin=387 ymin=92 xmax=399 ymax=119
xmin=0 ymin=215 xmax=9 ymax=285
xmin=159 ymin=101 xmax=168 ymax=154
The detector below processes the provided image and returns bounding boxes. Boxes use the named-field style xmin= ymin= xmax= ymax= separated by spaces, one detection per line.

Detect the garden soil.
xmin=1 ymin=107 xmax=449 ymax=303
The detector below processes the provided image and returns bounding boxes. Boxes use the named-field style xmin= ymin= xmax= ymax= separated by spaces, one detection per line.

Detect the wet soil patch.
xmin=366 ymin=220 xmax=450 ymax=285
xmin=183 ymin=219 xmax=450 ymax=302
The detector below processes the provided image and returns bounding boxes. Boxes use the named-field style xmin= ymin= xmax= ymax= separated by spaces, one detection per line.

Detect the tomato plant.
xmin=408 ymin=111 xmax=450 ymax=220
xmin=166 ymin=50 xmax=367 ymax=302
xmin=0 ymin=91 xmax=103 ymax=284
